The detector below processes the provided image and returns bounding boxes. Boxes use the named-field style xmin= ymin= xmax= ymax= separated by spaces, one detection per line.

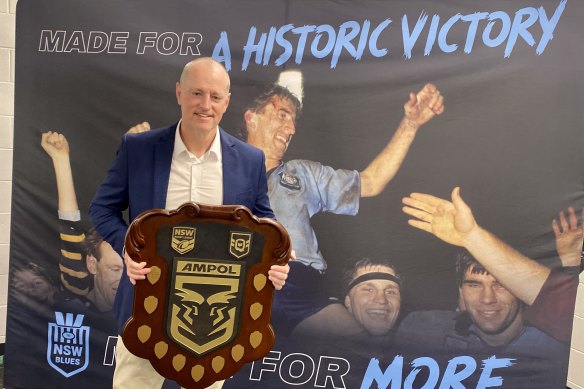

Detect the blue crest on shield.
xmin=47 ymin=312 xmax=90 ymax=377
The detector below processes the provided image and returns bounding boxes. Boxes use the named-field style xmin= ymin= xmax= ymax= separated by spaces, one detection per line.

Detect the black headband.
xmin=346 ymin=272 xmax=401 ymax=294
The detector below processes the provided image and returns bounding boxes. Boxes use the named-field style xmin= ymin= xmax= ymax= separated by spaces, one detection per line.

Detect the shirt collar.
xmin=267 ymin=161 xmax=285 ymax=176
xmin=173 ymin=120 xmax=222 ymax=162
xmin=209 ymin=126 xmax=222 ymax=162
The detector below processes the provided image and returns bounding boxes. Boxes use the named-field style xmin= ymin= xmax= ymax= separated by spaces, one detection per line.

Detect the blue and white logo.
xmin=47 ymin=312 xmax=90 ymax=377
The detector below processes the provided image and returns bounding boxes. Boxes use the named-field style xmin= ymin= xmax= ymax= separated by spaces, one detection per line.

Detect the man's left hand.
xmin=268 ymin=250 xmax=295 ymax=290
xmin=552 ymin=207 xmax=584 ymax=267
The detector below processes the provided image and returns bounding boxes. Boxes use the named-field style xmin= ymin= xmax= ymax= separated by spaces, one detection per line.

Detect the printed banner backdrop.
xmin=6 ymin=0 xmax=584 ymax=388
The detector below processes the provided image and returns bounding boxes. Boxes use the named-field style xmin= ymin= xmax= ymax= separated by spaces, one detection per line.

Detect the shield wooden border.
xmin=122 ymin=203 xmax=290 ymax=388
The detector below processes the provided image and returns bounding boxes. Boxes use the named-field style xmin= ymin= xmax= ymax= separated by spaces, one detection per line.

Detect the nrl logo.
xmin=229 ymin=231 xmax=252 ymax=259
xmin=172 ymin=226 xmax=196 ymax=254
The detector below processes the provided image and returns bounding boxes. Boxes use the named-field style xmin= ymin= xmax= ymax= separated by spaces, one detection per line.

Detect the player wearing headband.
xmin=291 ymin=257 xmax=402 ymax=339
xmin=343 ymin=258 xmax=402 ymax=336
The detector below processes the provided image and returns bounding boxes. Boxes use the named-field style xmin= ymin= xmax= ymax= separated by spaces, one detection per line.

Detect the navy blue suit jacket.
xmin=89 ymin=123 xmax=274 ymax=333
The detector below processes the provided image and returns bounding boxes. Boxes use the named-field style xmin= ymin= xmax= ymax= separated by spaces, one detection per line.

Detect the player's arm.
xmin=292 ymin=303 xmax=368 ymax=339
xmin=360 ymin=83 xmax=444 ymax=197
xmin=41 ymin=131 xmax=79 ymax=214
xmin=42 ymin=131 xmax=92 ymax=294
xmin=402 ymin=187 xmax=550 ymax=305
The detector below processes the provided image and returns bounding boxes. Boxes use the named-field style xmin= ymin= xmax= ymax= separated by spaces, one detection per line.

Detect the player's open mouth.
xmin=275 ymin=134 xmax=289 ymax=147
xmin=477 ymin=310 xmax=499 ymax=319
xmin=367 ymin=309 xmax=389 ymax=318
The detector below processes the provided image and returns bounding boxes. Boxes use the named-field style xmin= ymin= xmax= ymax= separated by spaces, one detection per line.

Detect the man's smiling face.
xmin=460 ymin=268 xmax=523 ymax=339
xmin=245 ymin=95 xmax=297 ymax=164
xmin=344 ymin=265 xmax=401 ymax=336
xmin=176 ymin=60 xmax=231 ymax=136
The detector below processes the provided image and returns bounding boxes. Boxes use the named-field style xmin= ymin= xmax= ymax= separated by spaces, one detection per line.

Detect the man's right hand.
xmin=41 ymin=131 xmax=70 ymax=159
xmin=124 ymin=250 xmax=151 ymax=285
xmin=402 ymin=187 xmax=478 ymax=247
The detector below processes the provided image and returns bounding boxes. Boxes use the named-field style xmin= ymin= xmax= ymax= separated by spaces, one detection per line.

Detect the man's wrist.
xmin=401 ymin=117 xmax=421 ymax=132
xmin=461 ymin=223 xmax=484 ymax=249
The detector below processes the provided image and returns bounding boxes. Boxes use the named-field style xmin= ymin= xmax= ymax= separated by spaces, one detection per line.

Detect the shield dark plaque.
xmin=122 ymin=203 xmax=290 ymax=388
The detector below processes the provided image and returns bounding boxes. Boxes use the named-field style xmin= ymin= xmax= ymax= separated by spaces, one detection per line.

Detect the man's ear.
xmin=457 ymin=289 xmax=466 ymax=311
xmin=175 ymin=82 xmax=182 ymax=106
xmin=86 ymin=255 xmax=98 ymax=275
xmin=344 ymin=295 xmax=351 ymax=312
xmin=244 ymin=110 xmax=256 ymax=131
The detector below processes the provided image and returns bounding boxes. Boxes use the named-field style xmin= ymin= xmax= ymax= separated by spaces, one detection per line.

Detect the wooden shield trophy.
xmin=122 ymin=203 xmax=290 ymax=388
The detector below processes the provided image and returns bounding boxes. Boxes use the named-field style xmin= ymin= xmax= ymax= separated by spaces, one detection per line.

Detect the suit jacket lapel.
xmin=153 ymin=124 xmax=177 ymax=209
xmin=220 ymin=128 xmax=238 ymax=205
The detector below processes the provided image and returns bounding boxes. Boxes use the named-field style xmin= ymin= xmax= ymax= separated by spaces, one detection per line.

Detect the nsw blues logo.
xmin=279 ymin=172 xmax=301 ymax=190
xmin=47 ymin=312 xmax=90 ymax=377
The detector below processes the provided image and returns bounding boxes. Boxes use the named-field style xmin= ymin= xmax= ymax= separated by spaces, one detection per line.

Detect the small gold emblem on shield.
xmin=171 ymin=227 xmax=196 ymax=254
xmin=229 ymin=232 xmax=252 ymax=259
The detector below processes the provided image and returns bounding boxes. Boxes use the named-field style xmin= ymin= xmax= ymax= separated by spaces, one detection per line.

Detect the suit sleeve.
xmin=252 ymin=151 xmax=275 ymax=219
xmin=88 ymin=135 xmax=130 ymax=256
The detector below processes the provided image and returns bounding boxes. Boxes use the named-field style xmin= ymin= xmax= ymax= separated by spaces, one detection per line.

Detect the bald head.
xmin=179 ymin=58 xmax=230 ymax=93
xmin=175 ymin=57 xmax=232 ymax=144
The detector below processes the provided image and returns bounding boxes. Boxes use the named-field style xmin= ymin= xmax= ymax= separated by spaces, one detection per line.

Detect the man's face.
xmin=245 ymin=96 xmax=297 ymax=163
xmin=176 ymin=63 xmax=230 ymax=135
xmin=13 ymin=269 xmax=55 ymax=303
xmin=460 ymin=268 xmax=523 ymax=339
xmin=90 ymin=242 xmax=123 ymax=309
xmin=344 ymin=265 xmax=401 ymax=336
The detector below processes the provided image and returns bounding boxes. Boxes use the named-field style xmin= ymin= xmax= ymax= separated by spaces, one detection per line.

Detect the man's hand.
xmin=405 ymin=187 xmax=552 ymax=307
xmin=41 ymin=131 xmax=70 ymax=159
xmin=552 ymin=207 xmax=584 ymax=267
xmin=124 ymin=250 xmax=151 ymax=285
xmin=268 ymin=249 xmax=295 ymax=290
xmin=403 ymin=83 xmax=445 ymax=128
xmin=126 ymin=121 xmax=151 ymax=134
xmin=402 ymin=187 xmax=477 ymax=247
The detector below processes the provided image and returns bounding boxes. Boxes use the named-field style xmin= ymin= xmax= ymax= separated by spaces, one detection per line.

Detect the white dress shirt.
xmin=165 ymin=123 xmax=223 ymax=209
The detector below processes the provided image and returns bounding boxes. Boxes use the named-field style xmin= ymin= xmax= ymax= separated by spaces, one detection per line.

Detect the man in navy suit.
xmin=89 ymin=57 xmax=290 ymax=389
